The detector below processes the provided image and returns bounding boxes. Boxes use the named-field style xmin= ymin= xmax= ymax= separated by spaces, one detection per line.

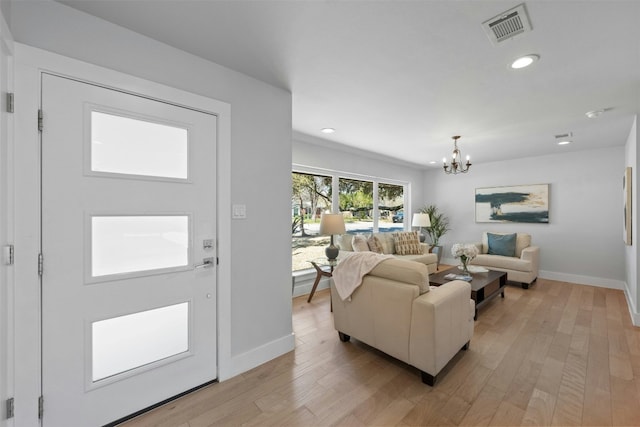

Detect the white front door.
xmin=40 ymin=73 xmax=217 ymax=426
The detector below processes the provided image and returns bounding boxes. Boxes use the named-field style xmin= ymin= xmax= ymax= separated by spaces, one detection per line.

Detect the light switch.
xmin=232 ymin=204 xmax=247 ymax=219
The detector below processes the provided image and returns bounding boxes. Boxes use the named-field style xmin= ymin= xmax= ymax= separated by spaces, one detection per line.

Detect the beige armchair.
xmin=470 ymin=232 xmax=539 ymax=288
xmin=331 ymin=258 xmax=475 ymax=385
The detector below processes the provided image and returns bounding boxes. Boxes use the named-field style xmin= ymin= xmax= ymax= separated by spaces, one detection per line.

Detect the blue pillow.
xmin=487 ymin=233 xmax=517 ymax=257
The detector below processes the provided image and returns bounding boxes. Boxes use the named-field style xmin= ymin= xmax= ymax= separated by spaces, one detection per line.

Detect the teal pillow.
xmin=487 ymin=233 xmax=517 ymax=257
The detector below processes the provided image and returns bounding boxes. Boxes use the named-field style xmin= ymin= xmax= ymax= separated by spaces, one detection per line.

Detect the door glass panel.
xmin=91 ymin=111 xmax=188 ymax=179
xmin=92 ymin=303 xmax=189 ymax=382
xmin=92 ymin=216 xmax=189 ymax=277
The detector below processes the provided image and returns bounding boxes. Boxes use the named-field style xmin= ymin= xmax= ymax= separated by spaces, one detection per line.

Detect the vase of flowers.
xmin=451 ymin=243 xmax=479 ymax=276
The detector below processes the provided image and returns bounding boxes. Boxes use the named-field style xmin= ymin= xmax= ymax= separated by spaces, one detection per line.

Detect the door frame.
xmin=0 ymin=10 xmax=14 ymax=427
xmin=13 ymin=43 xmax=232 ymax=427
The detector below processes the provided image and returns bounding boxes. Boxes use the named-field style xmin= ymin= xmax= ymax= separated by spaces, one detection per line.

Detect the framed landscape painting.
xmin=475 ymin=184 xmax=549 ymax=223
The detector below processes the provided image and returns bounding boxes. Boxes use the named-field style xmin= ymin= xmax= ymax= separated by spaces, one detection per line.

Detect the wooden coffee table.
xmin=429 ymin=267 xmax=507 ymax=320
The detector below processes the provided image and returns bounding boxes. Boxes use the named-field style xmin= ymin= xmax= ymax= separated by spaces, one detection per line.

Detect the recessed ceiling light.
xmin=585 ymin=109 xmax=604 ymax=119
xmin=511 ymin=54 xmax=539 ymax=69
xmin=320 ymin=128 xmax=335 ymax=134
xmin=429 ymin=161 xmax=437 ymax=164
xmin=557 ymin=140 xmax=571 ymax=146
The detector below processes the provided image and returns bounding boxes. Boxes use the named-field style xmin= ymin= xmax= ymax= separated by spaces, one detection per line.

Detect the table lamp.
xmin=411 ymin=213 xmax=431 ymax=243
xmin=319 ymin=213 xmax=346 ymax=262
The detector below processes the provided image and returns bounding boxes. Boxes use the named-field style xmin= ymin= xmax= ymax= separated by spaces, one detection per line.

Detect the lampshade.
xmin=319 ymin=213 xmax=346 ymax=236
xmin=411 ymin=213 xmax=431 ymax=228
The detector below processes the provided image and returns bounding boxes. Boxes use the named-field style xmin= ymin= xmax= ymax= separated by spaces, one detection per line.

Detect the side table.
xmin=307 ymin=259 xmax=337 ymax=302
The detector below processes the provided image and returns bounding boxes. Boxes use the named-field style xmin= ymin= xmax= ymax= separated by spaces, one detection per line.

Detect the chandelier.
xmin=443 ymin=135 xmax=471 ymax=174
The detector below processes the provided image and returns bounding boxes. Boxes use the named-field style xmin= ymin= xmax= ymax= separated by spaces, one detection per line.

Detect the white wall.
xmin=10 ymin=0 xmax=293 ymax=378
xmin=424 ymin=146 xmax=626 ymax=289
xmin=625 ymin=117 xmax=638 ymax=323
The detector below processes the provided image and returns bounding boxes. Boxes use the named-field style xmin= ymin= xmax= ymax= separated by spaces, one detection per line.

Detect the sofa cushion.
xmin=473 ymin=253 xmax=532 ymax=272
xmin=369 ymin=258 xmax=430 ymax=294
xmin=487 ymin=232 xmax=517 ymax=257
xmin=352 ymin=235 xmax=370 ymax=252
xmin=482 ymin=232 xmax=531 ymax=257
xmin=393 ymin=231 xmax=422 ymax=255
xmin=372 ymin=232 xmax=396 ymax=254
xmin=394 ymin=253 xmax=436 ymax=264
xmin=367 ymin=235 xmax=384 ymax=253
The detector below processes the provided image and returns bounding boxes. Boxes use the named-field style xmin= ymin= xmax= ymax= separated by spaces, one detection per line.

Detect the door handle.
xmin=195 ymin=257 xmax=214 ymax=269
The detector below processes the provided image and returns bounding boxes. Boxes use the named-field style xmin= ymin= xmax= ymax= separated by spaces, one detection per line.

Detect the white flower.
xmin=451 ymin=243 xmax=479 ymax=260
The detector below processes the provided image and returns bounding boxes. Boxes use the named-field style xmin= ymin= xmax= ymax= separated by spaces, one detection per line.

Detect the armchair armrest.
xmin=419 ymin=243 xmax=431 ymax=254
xmin=409 ymin=281 xmax=474 ymax=375
xmin=521 ymin=245 xmax=540 ymax=273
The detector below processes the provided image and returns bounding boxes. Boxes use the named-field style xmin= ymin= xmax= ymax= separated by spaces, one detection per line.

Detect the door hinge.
xmin=5 ymin=397 xmax=14 ymax=419
xmin=38 ymin=109 xmax=43 ymax=132
xmin=6 ymin=92 xmax=13 ymax=113
xmin=38 ymin=395 xmax=43 ymax=419
xmin=38 ymin=253 xmax=43 ymax=276
xmin=3 ymin=244 xmax=14 ymax=265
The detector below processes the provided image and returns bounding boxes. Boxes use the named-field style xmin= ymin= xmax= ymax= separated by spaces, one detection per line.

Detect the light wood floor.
xmin=120 ymin=275 xmax=640 ymax=426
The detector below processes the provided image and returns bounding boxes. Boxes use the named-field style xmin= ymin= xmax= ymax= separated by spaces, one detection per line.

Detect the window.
xmin=291 ymin=169 xmax=408 ymax=272
xmin=377 ymin=183 xmax=404 ymax=232
xmin=291 ymin=172 xmax=332 ymax=271
xmin=339 ymin=178 xmax=373 ymax=234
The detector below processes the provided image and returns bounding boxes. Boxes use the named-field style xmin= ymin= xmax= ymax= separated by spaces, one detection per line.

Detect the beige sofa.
xmin=337 ymin=232 xmax=438 ymax=274
xmin=331 ymin=257 xmax=475 ymax=385
xmin=470 ymin=232 xmax=539 ymax=288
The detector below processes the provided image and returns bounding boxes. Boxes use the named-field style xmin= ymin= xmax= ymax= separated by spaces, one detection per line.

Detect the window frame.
xmin=292 ymin=164 xmax=411 ymax=272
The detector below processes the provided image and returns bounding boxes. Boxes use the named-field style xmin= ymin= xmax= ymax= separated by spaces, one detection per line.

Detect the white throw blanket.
xmin=333 ymin=252 xmax=394 ymax=300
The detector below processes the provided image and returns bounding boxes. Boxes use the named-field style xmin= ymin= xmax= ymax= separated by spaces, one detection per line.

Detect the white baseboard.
xmin=292 ymin=269 xmax=331 ymax=297
xmin=293 ymin=278 xmax=331 ymax=297
xmin=221 ymin=333 xmax=295 ymax=381
xmin=623 ymin=284 xmax=640 ymax=326
xmin=538 ymin=270 xmax=624 ymax=290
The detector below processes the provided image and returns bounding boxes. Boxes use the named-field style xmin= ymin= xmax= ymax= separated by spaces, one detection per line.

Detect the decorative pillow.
xmin=351 ymin=235 xmax=370 ymax=252
xmin=367 ymin=236 xmax=384 ymax=253
xmin=482 ymin=232 xmax=531 ymax=256
xmin=487 ymin=232 xmax=517 ymax=257
xmin=373 ymin=233 xmax=395 ymax=254
xmin=337 ymin=234 xmax=354 ymax=251
xmin=392 ymin=231 xmax=423 ymax=255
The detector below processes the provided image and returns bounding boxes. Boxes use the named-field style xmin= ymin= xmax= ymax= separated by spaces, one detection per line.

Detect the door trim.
xmin=14 ymin=43 xmax=232 ymax=427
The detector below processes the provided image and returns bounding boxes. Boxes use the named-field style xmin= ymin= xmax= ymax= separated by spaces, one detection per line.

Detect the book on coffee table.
xmin=443 ymin=273 xmax=472 ymax=282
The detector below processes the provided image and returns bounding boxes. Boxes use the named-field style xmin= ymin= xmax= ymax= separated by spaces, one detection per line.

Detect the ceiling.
xmin=57 ymin=0 xmax=640 ymax=168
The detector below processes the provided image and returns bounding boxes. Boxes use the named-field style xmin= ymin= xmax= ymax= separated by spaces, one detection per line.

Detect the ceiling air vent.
xmin=482 ymin=4 xmax=532 ymax=46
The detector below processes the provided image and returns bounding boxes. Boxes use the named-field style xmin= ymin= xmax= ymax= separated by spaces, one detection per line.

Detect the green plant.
xmin=420 ymin=204 xmax=451 ymax=246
